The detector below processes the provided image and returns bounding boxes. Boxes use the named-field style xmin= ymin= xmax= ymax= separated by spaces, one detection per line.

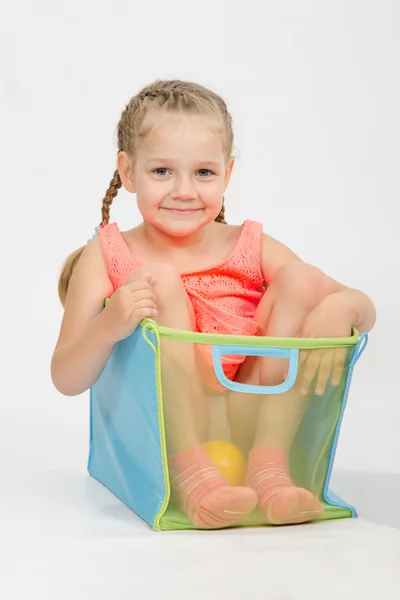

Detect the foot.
xmin=169 ymin=446 xmax=257 ymax=529
xmin=246 ymin=448 xmax=324 ymax=525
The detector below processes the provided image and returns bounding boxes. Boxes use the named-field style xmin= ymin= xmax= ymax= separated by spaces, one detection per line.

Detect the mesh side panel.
xmin=159 ymin=339 xmax=354 ymax=530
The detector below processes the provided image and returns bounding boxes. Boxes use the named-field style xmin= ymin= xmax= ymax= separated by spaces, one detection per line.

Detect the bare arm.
xmin=260 ymin=233 xmax=376 ymax=334
xmin=51 ymin=237 xmax=115 ymax=396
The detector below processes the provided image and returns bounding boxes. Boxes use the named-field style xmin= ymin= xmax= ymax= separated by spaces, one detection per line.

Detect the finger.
xmin=117 ymin=287 xmax=157 ymax=309
xmin=130 ymin=288 xmax=157 ymax=304
xmin=126 ymin=281 xmax=156 ymax=302
xmin=331 ymin=348 xmax=346 ymax=386
xmin=126 ymin=271 xmax=153 ymax=285
xmin=126 ymin=276 xmax=153 ymax=289
xmin=315 ymin=350 xmax=334 ymax=396
xmin=129 ymin=300 xmax=158 ymax=322
xmin=131 ymin=297 xmax=158 ymax=313
xmin=131 ymin=307 xmax=158 ymax=326
xmin=298 ymin=350 xmax=321 ymax=395
xmin=299 ymin=349 xmax=309 ymax=369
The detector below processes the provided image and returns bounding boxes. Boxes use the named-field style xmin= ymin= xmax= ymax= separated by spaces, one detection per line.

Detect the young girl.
xmin=51 ymin=80 xmax=376 ymax=530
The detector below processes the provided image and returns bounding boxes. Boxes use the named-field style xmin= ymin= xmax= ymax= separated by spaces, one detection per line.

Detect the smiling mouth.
xmin=162 ymin=208 xmax=202 ymax=213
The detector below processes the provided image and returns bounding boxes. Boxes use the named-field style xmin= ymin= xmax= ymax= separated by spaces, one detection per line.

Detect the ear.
xmin=223 ymin=157 xmax=235 ymax=191
xmin=117 ymin=152 xmax=136 ymax=193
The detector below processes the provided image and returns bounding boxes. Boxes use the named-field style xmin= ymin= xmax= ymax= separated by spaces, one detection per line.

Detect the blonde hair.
xmin=58 ymin=79 xmax=234 ymax=306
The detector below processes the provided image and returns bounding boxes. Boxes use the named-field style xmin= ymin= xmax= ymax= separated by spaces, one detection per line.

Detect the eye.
xmin=153 ymin=168 xmax=169 ymax=176
xmin=197 ymin=169 xmax=214 ymax=177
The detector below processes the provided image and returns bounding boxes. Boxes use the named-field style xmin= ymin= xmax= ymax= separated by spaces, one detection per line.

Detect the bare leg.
xmin=135 ymin=262 xmax=208 ymax=452
xmin=229 ymin=263 xmax=336 ymax=451
xmin=253 ymin=264 xmax=337 ymax=449
xmin=138 ymin=262 xmax=257 ymax=528
xmin=228 ymin=263 xmax=338 ymax=524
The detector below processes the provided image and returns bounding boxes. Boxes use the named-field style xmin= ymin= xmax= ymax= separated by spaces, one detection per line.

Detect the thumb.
xmin=126 ymin=271 xmax=153 ymax=284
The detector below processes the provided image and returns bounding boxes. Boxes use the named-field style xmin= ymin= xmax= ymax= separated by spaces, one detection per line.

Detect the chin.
xmin=154 ymin=215 xmax=214 ymax=237
xmin=158 ymin=222 xmax=204 ymax=238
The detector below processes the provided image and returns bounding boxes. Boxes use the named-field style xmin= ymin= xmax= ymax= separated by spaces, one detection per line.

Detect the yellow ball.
xmin=203 ymin=440 xmax=247 ymax=486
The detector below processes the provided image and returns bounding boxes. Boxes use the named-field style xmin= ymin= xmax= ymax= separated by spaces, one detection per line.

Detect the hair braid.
xmin=101 ymin=170 xmax=122 ymax=226
xmin=214 ymin=199 xmax=227 ymax=224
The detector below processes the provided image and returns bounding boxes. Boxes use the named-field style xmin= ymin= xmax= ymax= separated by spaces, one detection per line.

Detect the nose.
xmin=170 ymin=176 xmax=197 ymax=201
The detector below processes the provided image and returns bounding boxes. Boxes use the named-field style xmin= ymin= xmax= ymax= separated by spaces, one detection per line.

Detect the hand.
xmin=296 ymin=293 xmax=355 ymax=396
xmin=98 ymin=272 xmax=158 ymax=344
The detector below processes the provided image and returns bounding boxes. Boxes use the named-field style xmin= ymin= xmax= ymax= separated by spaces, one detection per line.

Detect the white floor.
xmin=1 ymin=468 xmax=400 ymax=599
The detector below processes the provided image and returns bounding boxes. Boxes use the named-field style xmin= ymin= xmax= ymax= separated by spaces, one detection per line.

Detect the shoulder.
xmin=97 ymin=221 xmax=122 ymax=246
xmin=260 ymin=231 xmax=303 ymax=283
xmin=98 ymin=221 xmax=142 ymax=247
xmin=243 ymin=219 xmax=263 ymax=238
xmin=82 ymin=233 xmax=104 ymax=259
xmin=69 ymin=235 xmax=114 ymax=298
xmin=97 ymin=221 xmax=137 ymax=264
xmin=55 ymin=235 xmax=114 ymax=347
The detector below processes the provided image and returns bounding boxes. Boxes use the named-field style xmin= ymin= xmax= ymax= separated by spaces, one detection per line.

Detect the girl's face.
xmin=118 ymin=111 xmax=234 ymax=238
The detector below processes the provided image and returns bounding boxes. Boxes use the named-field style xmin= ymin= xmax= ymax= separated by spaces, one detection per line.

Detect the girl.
xmin=51 ymin=80 xmax=376 ymax=530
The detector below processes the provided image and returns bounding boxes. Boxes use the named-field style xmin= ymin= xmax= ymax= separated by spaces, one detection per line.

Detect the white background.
xmin=1 ymin=0 xmax=399 ymax=486
xmin=1 ymin=3 xmax=400 ymax=598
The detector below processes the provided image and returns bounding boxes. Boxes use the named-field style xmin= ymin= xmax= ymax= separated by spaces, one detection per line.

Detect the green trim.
xmin=141 ymin=321 xmax=171 ymax=531
xmin=139 ymin=320 xmax=359 ymax=350
xmin=158 ymin=502 xmax=351 ymax=531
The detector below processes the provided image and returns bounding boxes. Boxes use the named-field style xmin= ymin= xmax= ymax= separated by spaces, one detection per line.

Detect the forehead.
xmin=138 ymin=111 xmax=225 ymax=158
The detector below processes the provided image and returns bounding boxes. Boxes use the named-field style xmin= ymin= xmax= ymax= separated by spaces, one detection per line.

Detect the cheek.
xmin=136 ymin=179 xmax=165 ymax=207
xmin=137 ymin=195 xmax=160 ymax=215
xmin=200 ymin=184 xmax=224 ymax=206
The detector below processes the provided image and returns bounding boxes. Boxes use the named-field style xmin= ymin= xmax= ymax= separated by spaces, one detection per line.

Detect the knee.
xmin=138 ymin=262 xmax=183 ymax=302
xmin=272 ymin=262 xmax=333 ymax=306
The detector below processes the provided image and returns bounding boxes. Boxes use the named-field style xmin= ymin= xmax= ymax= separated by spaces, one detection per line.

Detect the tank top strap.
xmin=226 ymin=219 xmax=264 ymax=283
xmin=98 ymin=222 xmax=140 ymax=290
xmin=240 ymin=219 xmax=263 ymax=252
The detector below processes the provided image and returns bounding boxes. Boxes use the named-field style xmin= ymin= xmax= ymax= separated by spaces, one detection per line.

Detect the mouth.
xmin=162 ymin=208 xmax=202 ymax=214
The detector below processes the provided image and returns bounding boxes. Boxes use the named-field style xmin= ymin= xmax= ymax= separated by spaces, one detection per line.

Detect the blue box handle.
xmin=211 ymin=345 xmax=299 ymax=395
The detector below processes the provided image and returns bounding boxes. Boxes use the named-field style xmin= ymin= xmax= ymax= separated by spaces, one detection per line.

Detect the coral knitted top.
xmin=98 ymin=219 xmax=265 ymax=337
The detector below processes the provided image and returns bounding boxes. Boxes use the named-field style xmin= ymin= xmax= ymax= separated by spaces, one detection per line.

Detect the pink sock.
xmin=246 ymin=448 xmax=324 ymax=525
xmin=168 ymin=446 xmax=257 ymax=529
